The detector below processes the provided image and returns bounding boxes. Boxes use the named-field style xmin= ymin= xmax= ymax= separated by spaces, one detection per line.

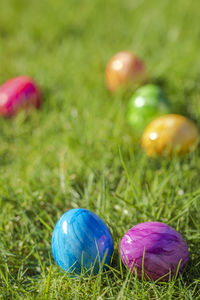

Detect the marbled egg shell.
xmin=142 ymin=114 xmax=198 ymax=156
xmin=0 ymin=76 xmax=41 ymax=117
xmin=126 ymin=84 xmax=170 ymax=132
xmin=120 ymin=222 xmax=189 ymax=281
xmin=52 ymin=208 xmax=114 ymax=275
xmin=105 ymin=51 xmax=147 ymax=92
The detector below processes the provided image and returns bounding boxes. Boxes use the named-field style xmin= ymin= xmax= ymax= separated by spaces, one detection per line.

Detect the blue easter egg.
xmin=51 ymin=208 xmax=114 ymax=275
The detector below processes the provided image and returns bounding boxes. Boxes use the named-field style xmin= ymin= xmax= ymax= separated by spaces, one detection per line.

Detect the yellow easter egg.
xmin=142 ymin=114 xmax=198 ymax=156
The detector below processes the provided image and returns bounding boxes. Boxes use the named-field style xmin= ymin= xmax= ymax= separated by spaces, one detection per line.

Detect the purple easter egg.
xmin=0 ymin=76 xmax=41 ymax=117
xmin=120 ymin=222 xmax=189 ymax=281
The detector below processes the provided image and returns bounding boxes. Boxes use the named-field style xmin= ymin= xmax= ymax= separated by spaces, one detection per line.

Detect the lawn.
xmin=0 ymin=0 xmax=200 ymax=299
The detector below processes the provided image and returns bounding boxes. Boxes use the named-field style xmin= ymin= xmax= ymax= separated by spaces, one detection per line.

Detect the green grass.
xmin=0 ymin=0 xmax=200 ymax=298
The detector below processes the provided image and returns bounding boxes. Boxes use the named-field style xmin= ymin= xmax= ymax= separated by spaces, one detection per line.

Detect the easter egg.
xmin=126 ymin=84 xmax=170 ymax=132
xmin=120 ymin=222 xmax=189 ymax=281
xmin=105 ymin=51 xmax=147 ymax=92
xmin=142 ymin=114 xmax=198 ymax=156
xmin=52 ymin=208 xmax=114 ymax=275
xmin=0 ymin=76 xmax=41 ymax=117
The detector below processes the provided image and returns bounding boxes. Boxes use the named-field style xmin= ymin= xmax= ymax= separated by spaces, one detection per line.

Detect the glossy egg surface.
xmin=126 ymin=84 xmax=170 ymax=131
xmin=52 ymin=208 xmax=114 ymax=275
xmin=0 ymin=76 xmax=41 ymax=117
xmin=120 ymin=222 xmax=189 ymax=281
xmin=105 ymin=51 xmax=147 ymax=92
xmin=142 ymin=114 xmax=198 ymax=156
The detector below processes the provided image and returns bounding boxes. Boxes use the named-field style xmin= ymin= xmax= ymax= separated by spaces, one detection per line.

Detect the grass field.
xmin=0 ymin=0 xmax=200 ymax=299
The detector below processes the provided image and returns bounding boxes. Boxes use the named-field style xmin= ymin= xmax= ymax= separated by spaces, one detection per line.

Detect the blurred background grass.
xmin=0 ymin=0 xmax=200 ymax=298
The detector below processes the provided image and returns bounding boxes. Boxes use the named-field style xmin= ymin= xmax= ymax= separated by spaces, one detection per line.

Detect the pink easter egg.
xmin=0 ymin=76 xmax=41 ymax=117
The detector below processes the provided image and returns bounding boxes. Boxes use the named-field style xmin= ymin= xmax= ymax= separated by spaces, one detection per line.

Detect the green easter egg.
xmin=126 ymin=84 xmax=171 ymax=132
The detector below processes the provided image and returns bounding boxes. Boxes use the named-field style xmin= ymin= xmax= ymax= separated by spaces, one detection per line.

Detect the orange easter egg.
xmin=105 ymin=51 xmax=147 ymax=92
